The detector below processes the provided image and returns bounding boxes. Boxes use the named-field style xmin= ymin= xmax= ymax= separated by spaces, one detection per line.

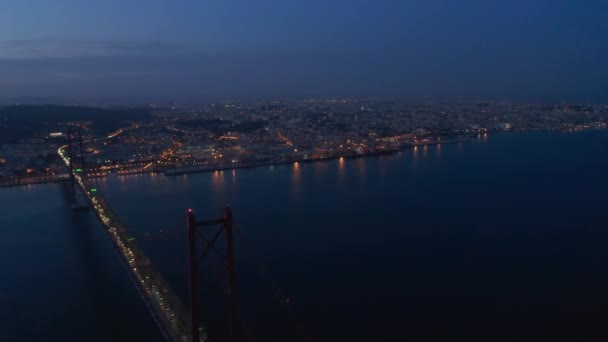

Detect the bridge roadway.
xmin=58 ymin=147 xmax=205 ymax=342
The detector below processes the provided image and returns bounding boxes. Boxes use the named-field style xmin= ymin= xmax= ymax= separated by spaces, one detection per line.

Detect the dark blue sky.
xmin=1 ymin=0 xmax=607 ymax=103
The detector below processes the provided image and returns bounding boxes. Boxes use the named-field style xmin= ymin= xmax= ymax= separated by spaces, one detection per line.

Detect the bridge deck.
xmin=59 ymin=148 xmax=203 ymax=342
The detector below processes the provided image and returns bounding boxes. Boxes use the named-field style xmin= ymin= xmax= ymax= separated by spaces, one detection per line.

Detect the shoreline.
xmin=100 ymin=126 xmax=608 ymax=177
xmin=1 ymin=127 xmax=604 ymax=188
xmin=0 ymin=174 xmax=70 ymax=188
xmin=162 ymin=137 xmax=473 ymax=176
xmin=161 ymin=127 xmax=606 ymax=177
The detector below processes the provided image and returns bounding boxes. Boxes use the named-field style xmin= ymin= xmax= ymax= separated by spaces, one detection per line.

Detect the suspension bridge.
xmin=58 ymin=128 xmax=239 ymax=342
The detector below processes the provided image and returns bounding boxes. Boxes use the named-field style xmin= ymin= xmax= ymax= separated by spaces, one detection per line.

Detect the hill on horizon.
xmin=0 ymin=104 xmax=152 ymax=144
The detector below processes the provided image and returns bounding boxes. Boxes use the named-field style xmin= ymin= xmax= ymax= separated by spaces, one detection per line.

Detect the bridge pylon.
xmin=187 ymin=206 xmax=239 ymax=342
xmin=67 ymin=127 xmax=88 ymax=210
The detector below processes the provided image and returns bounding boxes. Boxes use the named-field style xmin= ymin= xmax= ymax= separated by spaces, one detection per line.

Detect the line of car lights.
xmin=86 ymin=183 xmax=187 ymax=337
xmin=58 ymin=146 xmax=191 ymax=340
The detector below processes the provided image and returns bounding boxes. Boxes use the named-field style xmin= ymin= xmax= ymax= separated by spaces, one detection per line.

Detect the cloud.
xmin=1 ymin=38 xmax=45 ymax=48
xmin=99 ymin=40 xmax=183 ymax=52
xmin=0 ymin=38 xmax=191 ymax=58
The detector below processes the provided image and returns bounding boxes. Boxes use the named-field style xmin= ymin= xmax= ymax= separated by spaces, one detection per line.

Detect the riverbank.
xmin=0 ymin=174 xmax=70 ymax=188
xmin=162 ymin=136 xmax=473 ymax=176
xmin=2 ymin=128 xmax=601 ymax=188
xmin=160 ymin=126 xmax=607 ymax=177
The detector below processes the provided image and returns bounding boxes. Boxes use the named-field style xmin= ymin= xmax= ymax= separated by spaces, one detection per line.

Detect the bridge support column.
xmin=224 ymin=207 xmax=238 ymax=342
xmin=187 ymin=206 xmax=239 ymax=342
xmin=187 ymin=209 xmax=200 ymax=342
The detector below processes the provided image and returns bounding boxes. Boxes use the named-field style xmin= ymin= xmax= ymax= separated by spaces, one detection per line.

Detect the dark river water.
xmin=3 ymin=130 xmax=608 ymax=341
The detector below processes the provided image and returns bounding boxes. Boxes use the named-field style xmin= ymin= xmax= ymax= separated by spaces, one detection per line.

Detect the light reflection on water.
xmin=291 ymin=162 xmax=301 ymax=195
xmin=230 ymin=169 xmax=237 ymax=187
xmin=212 ymin=170 xmax=224 ymax=194
xmin=149 ymin=172 xmax=158 ymax=185
xmin=354 ymin=158 xmax=366 ymax=180
xmin=337 ymin=157 xmax=346 ymax=188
